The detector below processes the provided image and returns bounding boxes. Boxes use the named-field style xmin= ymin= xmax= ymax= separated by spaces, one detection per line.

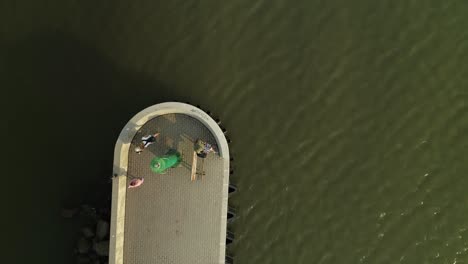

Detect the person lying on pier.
xmin=194 ymin=139 xmax=216 ymax=158
xmin=135 ymin=132 xmax=160 ymax=154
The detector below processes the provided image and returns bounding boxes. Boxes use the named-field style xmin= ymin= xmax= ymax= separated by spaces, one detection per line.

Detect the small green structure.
xmin=150 ymin=149 xmax=182 ymax=173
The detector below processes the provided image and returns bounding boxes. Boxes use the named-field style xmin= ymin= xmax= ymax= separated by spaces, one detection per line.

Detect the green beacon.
xmin=150 ymin=149 xmax=182 ymax=173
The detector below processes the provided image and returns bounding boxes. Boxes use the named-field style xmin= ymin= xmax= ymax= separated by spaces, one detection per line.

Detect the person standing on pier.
xmin=135 ymin=132 xmax=160 ymax=154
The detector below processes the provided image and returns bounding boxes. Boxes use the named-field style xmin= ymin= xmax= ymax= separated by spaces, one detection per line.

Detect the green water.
xmin=3 ymin=1 xmax=468 ymax=263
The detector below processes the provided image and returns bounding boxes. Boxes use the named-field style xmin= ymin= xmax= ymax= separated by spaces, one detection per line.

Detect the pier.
xmin=110 ymin=102 xmax=230 ymax=264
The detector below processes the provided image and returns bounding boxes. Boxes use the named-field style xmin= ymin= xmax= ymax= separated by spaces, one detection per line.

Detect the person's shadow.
xmin=1 ymin=31 xmax=188 ymax=263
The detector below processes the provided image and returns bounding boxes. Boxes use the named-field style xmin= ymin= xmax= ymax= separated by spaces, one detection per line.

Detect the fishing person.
xmin=194 ymin=139 xmax=216 ymax=158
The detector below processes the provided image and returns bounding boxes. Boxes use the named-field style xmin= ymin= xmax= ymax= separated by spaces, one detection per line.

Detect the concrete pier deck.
xmin=110 ymin=103 xmax=230 ymax=264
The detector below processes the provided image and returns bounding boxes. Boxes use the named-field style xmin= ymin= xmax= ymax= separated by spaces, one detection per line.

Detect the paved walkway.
xmin=123 ymin=113 xmax=227 ymax=264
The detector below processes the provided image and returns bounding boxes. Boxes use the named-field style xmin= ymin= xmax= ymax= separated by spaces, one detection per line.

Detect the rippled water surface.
xmin=3 ymin=1 xmax=468 ymax=263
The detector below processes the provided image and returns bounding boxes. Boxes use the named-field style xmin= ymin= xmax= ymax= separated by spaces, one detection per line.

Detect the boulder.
xmin=93 ymin=240 xmax=109 ymax=256
xmin=88 ymin=252 xmax=98 ymax=261
xmin=77 ymin=238 xmax=91 ymax=254
xmin=80 ymin=205 xmax=97 ymax=219
xmin=88 ymin=253 xmax=100 ymax=264
xmin=81 ymin=227 xmax=95 ymax=238
xmin=95 ymin=220 xmax=109 ymax=240
xmin=76 ymin=255 xmax=92 ymax=264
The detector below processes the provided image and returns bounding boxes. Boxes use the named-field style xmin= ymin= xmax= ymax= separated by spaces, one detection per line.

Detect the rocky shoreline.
xmin=62 ymin=204 xmax=111 ymax=264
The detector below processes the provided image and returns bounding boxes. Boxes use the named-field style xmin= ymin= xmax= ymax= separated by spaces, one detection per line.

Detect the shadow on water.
xmin=2 ymin=31 xmax=181 ymax=263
